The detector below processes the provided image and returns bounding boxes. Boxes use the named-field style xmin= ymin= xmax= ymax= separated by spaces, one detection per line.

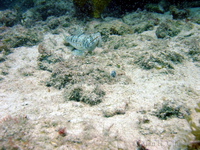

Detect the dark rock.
xmin=170 ymin=6 xmax=190 ymax=19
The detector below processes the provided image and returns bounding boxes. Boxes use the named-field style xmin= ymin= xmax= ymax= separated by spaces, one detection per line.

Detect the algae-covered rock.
xmin=169 ymin=6 xmax=190 ymax=20
xmin=2 ymin=25 xmax=42 ymax=48
xmin=0 ymin=10 xmax=19 ymax=27
xmin=46 ymin=16 xmax=61 ymax=29
xmin=191 ymin=18 xmax=200 ymax=25
xmin=45 ymin=62 xmax=73 ymax=89
xmin=135 ymin=52 xmax=174 ymax=70
xmin=0 ymin=41 xmax=12 ymax=63
xmin=45 ymin=60 xmax=116 ymax=89
xmin=21 ymin=0 xmax=74 ymax=27
xmin=21 ymin=9 xmax=42 ymax=27
xmin=135 ymin=50 xmax=184 ymax=70
xmin=123 ymin=12 xmax=141 ymax=25
xmin=106 ymin=35 xmax=138 ymax=50
xmin=187 ymin=38 xmax=200 ymax=55
xmin=156 ymin=20 xmax=193 ymax=38
xmin=102 ymin=102 xmax=127 ymax=117
xmin=37 ymin=42 xmax=66 ymax=72
xmin=33 ymin=0 xmax=74 ymax=20
xmin=190 ymin=8 xmax=200 ymax=24
xmin=145 ymin=3 xmax=165 ymax=14
xmin=0 ymin=53 xmax=6 ymax=63
xmin=153 ymin=101 xmax=190 ymax=120
xmin=122 ymin=12 xmax=159 ymax=33
xmin=94 ymin=20 xmax=133 ymax=40
xmin=184 ymin=103 xmax=200 ymax=149
xmin=123 ymin=12 xmax=160 ymax=26
xmin=0 ymin=42 xmax=11 ymax=55
xmin=145 ymin=0 xmax=171 ymax=13
xmin=64 ymin=85 xmax=105 ymax=105
xmin=183 ymin=37 xmax=200 ymax=61
xmin=156 ymin=21 xmax=181 ymax=38
xmin=40 ymin=45 xmax=131 ymax=90
xmin=133 ymin=21 xmax=155 ymax=33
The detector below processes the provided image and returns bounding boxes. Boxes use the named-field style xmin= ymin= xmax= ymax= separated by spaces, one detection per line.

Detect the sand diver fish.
xmin=65 ymin=32 xmax=102 ymax=55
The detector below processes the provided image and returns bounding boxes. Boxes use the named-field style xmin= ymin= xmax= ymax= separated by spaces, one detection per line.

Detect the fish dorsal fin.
xmin=69 ymin=27 xmax=84 ymax=36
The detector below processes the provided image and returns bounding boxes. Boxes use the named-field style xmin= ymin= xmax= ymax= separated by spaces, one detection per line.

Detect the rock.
xmin=132 ymin=21 xmax=155 ymax=33
xmin=135 ymin=50 xmax=184 ymax=70
xmin=2 ymin=25 xmax=42 ymax=48
xmin=153 ymin=101 xmax=190 ymax=120
xmin=123 ymin=11 xmax=160 ymax=26
xmin=145 ymin=3 xmax=165 ymax=14
xmin=123 ymin=11 xmax=160 ymax=33
xmin=94 ymin=20 xmax=133 ymax=41
xmin=33 ymin=0 xmax=74 ymax=20
xmin=102 ymin=102 xmax=127 ymax=117
xmin=169 ymin=6 xmax=190 ymax=19
xmin=21 ymin=9 xmax=42 ymax=27
xmin=63 ymin=85 xmax=105 ymax=105
xmin=0 ymin=42 xmax=11 ymax=56
xmin=0 ymin=10 xmax=19 ymax=27
xmin=47 ymin=16 xmax=61 ymax=29
xmin=155 ymin=20 xmax=193 ymax=38
xmin=156 ymin=20 xmax=181 ymax=38
xmin=106 ymin=35 xmax=138 ymax=50
xmin=183 ymin=37 xmax=200 ymax=61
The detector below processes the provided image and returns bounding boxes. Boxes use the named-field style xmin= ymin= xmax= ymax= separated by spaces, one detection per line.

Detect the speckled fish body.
xmin=66 ymin=33 xmax=102 ymax=52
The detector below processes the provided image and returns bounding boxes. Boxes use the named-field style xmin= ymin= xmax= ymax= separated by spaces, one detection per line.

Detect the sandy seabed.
xmin=0 ymin=11 xmax=200 ymax=150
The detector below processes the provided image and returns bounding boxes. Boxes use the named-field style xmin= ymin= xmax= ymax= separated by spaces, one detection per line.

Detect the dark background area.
xmin=107 ymin=0 xmax=200 ymax=12
xmin=0 ymin=0 xmax=199 ymax=11
xmin=0 ymin=0 xmax=34 ymax=10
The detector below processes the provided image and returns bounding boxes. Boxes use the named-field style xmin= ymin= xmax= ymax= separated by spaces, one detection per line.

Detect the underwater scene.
xmin=0 ymin=0 xmax=200 ymax=149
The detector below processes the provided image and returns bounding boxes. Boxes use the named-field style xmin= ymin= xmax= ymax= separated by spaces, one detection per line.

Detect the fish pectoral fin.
xmin=72 ymin=49 xmax=85 ymax=56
